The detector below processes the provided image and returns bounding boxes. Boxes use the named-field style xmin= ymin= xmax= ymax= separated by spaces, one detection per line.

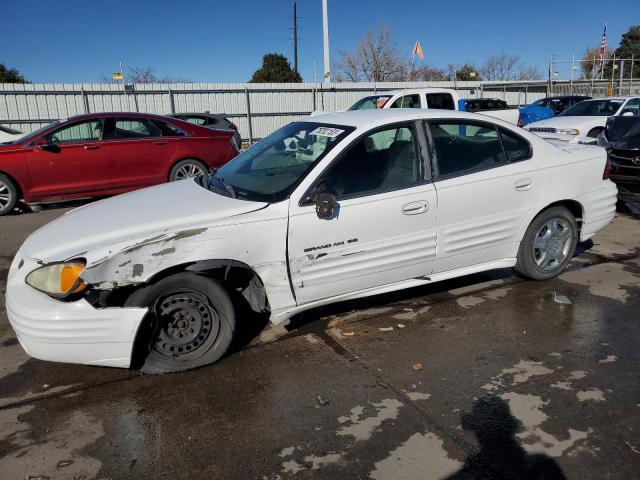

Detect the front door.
xmin=427 ymin=119 xmax=545 ymax=273
xmin=288 ymin=122 xmax=438 ymax=305
xmin=27 ymin=118 xmax=112 ymax=199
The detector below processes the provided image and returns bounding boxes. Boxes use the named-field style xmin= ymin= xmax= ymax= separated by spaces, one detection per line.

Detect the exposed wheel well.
xmin=128 ymin=259 xmax=270 ymax=314
xmin=167 ymin=157 xmax=208 ymax=181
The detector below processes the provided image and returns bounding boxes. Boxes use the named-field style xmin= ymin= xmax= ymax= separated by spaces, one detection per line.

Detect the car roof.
xmin=60 ymin=112 xmax=176 ymax=122
xmin=171 ymin=112 xmax=225 ymax=118
xmin=362 ymin=87 xmax=455 ymax=96
xmin=306 ymin=109 xmax=508 ymax=129
xmin=582 ymin=96 xmax=637 ymax=101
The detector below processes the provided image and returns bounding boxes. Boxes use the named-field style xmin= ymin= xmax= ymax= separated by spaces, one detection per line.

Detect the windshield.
xmin=208 ymin=121 xmax=354 ymax=202
xmin=349 ymin=95 xmax=392 ymax=110
xmin=559 ymin=99 xmax=623 ymax=117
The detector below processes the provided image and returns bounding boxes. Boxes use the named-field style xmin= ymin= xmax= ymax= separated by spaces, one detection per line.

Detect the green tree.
xmin=250 ymin=53 xmax=302 ymax=83
xmin=613 ymin=25 xmax=640 ymax=79
xmin=0 ymin=64 xmax=28 ymax=83
xmin=456 ymin=64 xmax=480 ymax=81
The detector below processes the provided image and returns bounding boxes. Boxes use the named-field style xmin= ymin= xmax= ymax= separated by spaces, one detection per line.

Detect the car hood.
xmin=20 ymin=179 xmax=269 ymax=262
xmin=526 ymin=116 xmax=607 ymax=130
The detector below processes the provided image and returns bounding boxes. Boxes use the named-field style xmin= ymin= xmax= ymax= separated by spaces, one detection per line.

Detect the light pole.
xmin=322 ymin=0 xmax=331 ymax=83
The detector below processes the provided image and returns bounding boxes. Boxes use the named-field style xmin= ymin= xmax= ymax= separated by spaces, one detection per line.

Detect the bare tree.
xmin=479 ymin=53 xmax=520 ymax=81
xmin=333 ymin=23 xmax=408 ymax=82
xmin=99 ymin=66 xmax=186 ymax=84
xmin=516 ymin=65 xmax=542 ymax=80
xmin=407 ymin=65 xmax=448 ymax=81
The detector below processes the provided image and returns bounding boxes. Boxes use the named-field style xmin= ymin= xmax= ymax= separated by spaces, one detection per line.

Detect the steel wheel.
xmin=151 ymin=289 xmax=222 ymax=363
xmin=0 ymin=179 xmax=12 ymax=211
xmin=174 ymin=163 xmax=206 ymax=180
xmin=533 ymin=218 xmax=573 ymax=272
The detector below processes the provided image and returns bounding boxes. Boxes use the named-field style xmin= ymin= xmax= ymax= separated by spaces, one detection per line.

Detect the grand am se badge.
xmin=304 ymin=238 xmax=358 ymax=253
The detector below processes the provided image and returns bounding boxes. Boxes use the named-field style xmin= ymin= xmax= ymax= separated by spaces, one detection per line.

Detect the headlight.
xmin=556 ymin=128 xmax=580 ymax=135
xmin=25 ymin=260 xmax=87 ymax=297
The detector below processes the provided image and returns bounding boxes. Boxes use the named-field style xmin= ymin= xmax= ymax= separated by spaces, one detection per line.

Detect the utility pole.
xmin=322 ymin=0 xmax=330 ymax=82
xmin=293 ymin=1 xmax=298 ymax=74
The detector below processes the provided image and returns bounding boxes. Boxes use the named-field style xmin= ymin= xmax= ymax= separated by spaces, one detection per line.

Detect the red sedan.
xmin=0 ymin=112 xmax=239 ymax=215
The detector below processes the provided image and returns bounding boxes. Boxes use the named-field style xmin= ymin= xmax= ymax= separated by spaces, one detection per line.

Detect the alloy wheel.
xmin=0 ymin=179 xmax=13 ymax=211
xmin=174 ymin=163 xmax=206 ymax=180
xmin=532 ymin=218 xmax=573 ymax=271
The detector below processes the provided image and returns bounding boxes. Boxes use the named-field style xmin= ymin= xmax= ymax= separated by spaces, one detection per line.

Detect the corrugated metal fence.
xmin=1 ymin=80 xmax=638 ymax=142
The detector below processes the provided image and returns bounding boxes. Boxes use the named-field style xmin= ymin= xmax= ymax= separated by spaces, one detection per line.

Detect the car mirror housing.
xmin=315 ymin=191 xmax=337 ymax=219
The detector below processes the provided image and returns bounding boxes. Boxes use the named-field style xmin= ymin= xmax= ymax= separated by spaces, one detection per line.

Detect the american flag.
xmin=597 ymin=24 xmax=607 ymax=76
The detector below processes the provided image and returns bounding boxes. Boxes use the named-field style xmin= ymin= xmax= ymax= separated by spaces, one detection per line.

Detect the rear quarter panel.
xmin=512 ymin=139 xmax=615 ymax=250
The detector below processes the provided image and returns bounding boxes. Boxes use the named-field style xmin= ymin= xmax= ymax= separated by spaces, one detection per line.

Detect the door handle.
xmin=83 ymin=145 xmax=98 ymax=150
xmin=402 ymin=200 xmax=429 ymax=215
xmin=515 ymin=178 xmax=532 ymax=191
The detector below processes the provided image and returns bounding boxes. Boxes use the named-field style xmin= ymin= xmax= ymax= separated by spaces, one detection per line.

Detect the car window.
xmin=349 ymin=95 xmax=393 ymax=110
xmin=114 ymin=118 xmax=162 ymax=139
xmin=183 ymin=116 xmax=206 ymax=126
xmin=621 ymin=98 xmax=640 ymax=116
xmin=48 ymin=119 xmax=104 ymax=144
xmin=321 ymin=125 xmax=420 ymax=199
xmin=429 ymin=121 xmax=507 ymax=178
xmin=499 ymin=128 xmax=531 ymax=162
xmin=426 ymin=93 xmax=455 ymax=110
xmin=390 ymin=95 xmax=421 ymax=109
xmin=155 ymin=121 xmax=186 ymax=137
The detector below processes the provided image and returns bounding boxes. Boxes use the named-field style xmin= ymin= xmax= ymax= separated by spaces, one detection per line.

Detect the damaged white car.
xmin=6 ymin=109 xmax=618 ymax=373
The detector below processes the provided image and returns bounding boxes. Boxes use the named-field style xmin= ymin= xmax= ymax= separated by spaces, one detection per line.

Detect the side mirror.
xmin=33 ymin=137 xmax=49 ymax=147
xmin=316 ymin=192 xmax=337 ymax=219
xmin=314 ymin=181 xmax=337 ymax=219
xmin=621 ymin=111 xmax=634 ymax=117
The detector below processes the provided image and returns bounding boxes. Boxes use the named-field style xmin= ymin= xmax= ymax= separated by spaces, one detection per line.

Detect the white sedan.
xmin=6 ymin=109 xmax=618 ymax=373
xmin=525 ymin=96 xmax=640 ymax=143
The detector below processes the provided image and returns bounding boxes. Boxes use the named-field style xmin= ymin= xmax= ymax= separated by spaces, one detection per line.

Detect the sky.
xmin=0 ymin=0 xmax=637 ymax=84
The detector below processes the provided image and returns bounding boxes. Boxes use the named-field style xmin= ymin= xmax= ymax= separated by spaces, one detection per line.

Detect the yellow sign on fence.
xmin=112 ymin=72 xmax=123 ymax=81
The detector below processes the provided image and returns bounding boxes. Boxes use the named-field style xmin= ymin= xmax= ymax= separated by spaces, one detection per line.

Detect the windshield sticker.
xmin=310 ymin=127 xmax=345 ymax=138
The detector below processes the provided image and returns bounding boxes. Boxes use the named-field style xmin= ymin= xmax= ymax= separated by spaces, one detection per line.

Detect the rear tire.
xmin=169 ymin=159 xmax=208 ymax=182
xmin=0 ymin=174 xmax=18 ymax=216
xmin=515 ymin=206 xmax=578 ymax=280
xmin=127 ymin=273 xmax=235 ymax=374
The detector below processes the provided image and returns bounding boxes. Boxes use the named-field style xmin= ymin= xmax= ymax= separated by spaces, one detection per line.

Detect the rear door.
xmin=104 ymin=117 xmax=179 ymax=187
xmin=427 ymin=119 xmax=545 ymax=273
xmin=26 ymin=118 xmax=113 ymax=198
xmin=288 ymin=122 xmax=438 ymax=305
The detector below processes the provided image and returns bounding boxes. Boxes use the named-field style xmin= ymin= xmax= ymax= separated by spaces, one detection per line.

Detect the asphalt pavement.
xmin=1 ymin=206 xmax=639 ymax=480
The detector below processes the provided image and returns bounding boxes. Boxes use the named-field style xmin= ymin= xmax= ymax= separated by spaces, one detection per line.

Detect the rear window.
xmin=426 ymin=93 xmax=455 ymax=110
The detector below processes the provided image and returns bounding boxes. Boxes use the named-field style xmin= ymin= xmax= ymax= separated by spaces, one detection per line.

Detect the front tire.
xmin=515 ymin=206 xmax=578 ymax=280
xmin=0 ymin=174 xmax=18 ymax=216
xmin=169 ymin=159 xmax=208 ymax=182
xmin=127 ymin=273 xmax=235 ymax=374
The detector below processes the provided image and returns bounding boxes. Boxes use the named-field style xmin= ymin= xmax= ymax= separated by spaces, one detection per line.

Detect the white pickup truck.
xmin=346 ymin=87 xmax=521 ymax=124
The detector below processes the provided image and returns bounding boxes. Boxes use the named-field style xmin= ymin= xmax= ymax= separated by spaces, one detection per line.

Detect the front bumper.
xmin=6 ymin=253 xmax=147 ymax=368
